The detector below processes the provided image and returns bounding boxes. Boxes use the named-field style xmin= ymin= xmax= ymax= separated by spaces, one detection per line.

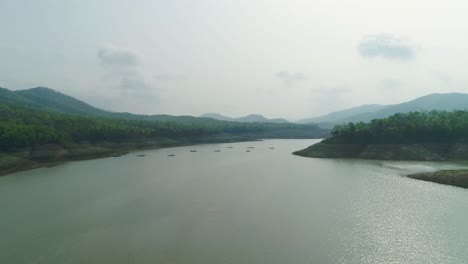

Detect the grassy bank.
xmin=0 ymin=135 xmax=256 ymax=176
xmin=0 ymin=153 xmax=39 ymax=176
xmin=407 ymin=169 xmax=468 ymax=188
xmin=293 ymin=142 xmax=468 ymax=161
xmin=294 ymin=141 xmax=468 ymax=189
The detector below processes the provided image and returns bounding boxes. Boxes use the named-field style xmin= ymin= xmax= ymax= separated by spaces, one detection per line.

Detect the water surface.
xmin=1 ymin=139 xmax=468 ymax=263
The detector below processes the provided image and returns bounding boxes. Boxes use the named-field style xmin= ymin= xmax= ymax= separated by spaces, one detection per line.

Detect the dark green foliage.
xmin=0 ymin=103 xmax=325 ymax=150
xmin=326 ymin=110 xmax=468 ymax=144
xmin=0 ymin=86 xmax=329 ymax=150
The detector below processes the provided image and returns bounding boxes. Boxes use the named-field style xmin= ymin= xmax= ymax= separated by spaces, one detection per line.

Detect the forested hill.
xmin=0 ymin=91 xmax=330 ymax=175
xmin=1 ymin=87 xmax=292 ymax=125
xmin=0 ymin=87 xmax=109 ymax=116
xmin=0 ymin=101 xmax=329 ymax=150
xmin=294 ymin=110 xmax=468 ymax=161
xmin=0 ymin=87 xmax=230 ymax=123
xmin=326 ymin=110 xmax=468 ymax=144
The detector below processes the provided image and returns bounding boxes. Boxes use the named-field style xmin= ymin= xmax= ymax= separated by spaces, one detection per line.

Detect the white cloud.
xmin=98 ymin=47 xmax=139 ymax=66
xmin=358 ymin=34 xmax=416 ymax=60
xmin=275 ymin=71 xmax=306 ymax=87
xmin=97 ymin=46 xmax=151 ymax=92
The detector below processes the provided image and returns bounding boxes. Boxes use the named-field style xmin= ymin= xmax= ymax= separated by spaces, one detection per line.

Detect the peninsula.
xmin=294 ymin=110 xmax=468 ymax=188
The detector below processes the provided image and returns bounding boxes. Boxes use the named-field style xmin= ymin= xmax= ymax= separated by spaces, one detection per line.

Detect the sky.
xmin=1 ymin=0 xmax=468 ymax=120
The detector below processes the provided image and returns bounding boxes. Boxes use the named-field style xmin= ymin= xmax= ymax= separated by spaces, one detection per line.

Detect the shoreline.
xmin=0 ymin=136 xmax=259 ymax=177
xmin=293 ymin=142 xmax=468 ymax=161
xmin=407 ymin=170 xmax=468 ymax=189
xmin=294 ymin=141 xmax=468 ymax=189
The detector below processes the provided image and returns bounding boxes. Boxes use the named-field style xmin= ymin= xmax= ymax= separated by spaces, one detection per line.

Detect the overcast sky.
xmin=1 ymin=0 xmax=468 ymax=120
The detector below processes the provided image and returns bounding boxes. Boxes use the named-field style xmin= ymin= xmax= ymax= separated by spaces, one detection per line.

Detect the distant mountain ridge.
xmin=301 ymin=93 xmax=468 ymax=125
xmin=0 ymin=87 xmax=291 ymax=125
xmin=298 ymin=104 xmax=385 ymax=124
xmin=348 ymin=93 xmax=468 ymax=123
xmin=4 ymin=87 xmax=467 ymax=127
xmin=201 ymin=113 xmax=290 ymax=123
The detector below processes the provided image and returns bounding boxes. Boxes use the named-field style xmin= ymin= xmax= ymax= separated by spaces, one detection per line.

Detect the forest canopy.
xmin=0 ymin=103 xmax=326 ymax=149
xmin=325 ymin=110 xmax=468 ymax=144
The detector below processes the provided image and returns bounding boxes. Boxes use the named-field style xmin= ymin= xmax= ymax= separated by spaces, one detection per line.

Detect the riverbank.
xmin=293 ymin=142 xmax=468 ymax=161
xmin=294 ymin=141 xmax=468 ymax=188
xmin=407 ymin=169 xmax=468 ymax=188
xmin=0 ymin=135 xmax=256 ymax=176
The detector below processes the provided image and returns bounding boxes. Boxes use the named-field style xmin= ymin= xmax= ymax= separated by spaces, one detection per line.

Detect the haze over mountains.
xmin=300 ymin=93 xmax=468 ymax=125
xmin=200 ymin=113 xmax=290 ymax=123
xmin=0 ymin=86 xmax=291 ymax=124
xmin=2 ymin=87 xmax=468 ymax=128
xmin=0 ymin=87 xmax=296 ymax=126
xmin=0 ymin=86 xmax=224 ymax=124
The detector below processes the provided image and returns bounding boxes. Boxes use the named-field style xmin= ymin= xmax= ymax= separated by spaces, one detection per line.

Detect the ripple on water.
xmin=333 ymin=162 xmax=468 ymax=264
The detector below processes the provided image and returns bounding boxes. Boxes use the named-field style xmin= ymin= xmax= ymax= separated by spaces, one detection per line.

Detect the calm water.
xmin=1 ymin=139 xmax=468 ymax=264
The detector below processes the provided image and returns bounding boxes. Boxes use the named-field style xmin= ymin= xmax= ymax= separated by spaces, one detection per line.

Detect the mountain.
xmin=0 ymin=86 xmax=109 ymax=116
xmin=298 ymin=104 xmax=385 ymax=124
xmin=0 ymin=86 xmax=296 ymax=126
xmin=200 ymin=113 xmax=234 ymax=121
xmin=0 ymin=87 xmax=213 ymax=123
xmin=346 ymin=93 xmax=468 ymax=123
xmin=201 ymin=113 xmax=290 ymax=123
xmin=302 ymin=93 xmax=468 ymax=125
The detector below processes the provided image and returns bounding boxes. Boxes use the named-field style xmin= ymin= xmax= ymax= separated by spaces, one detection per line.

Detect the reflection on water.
xmin=1 ymin=139 xmax=468 ymax=264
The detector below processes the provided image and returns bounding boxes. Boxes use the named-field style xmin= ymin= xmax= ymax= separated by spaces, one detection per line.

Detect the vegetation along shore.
xmin=0 ymin=87 xmax=330 ymax=176
xmin=294 ymin=110 xmax=468 ymax=188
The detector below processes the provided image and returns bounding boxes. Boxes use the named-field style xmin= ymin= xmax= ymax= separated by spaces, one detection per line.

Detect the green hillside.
xmin=0 ymin=85 xmax=330 ymax=174
xmin=0 ymin=86 xmax=331 ymax=150
xmin=0 ymin=87 xmax=215 ymax=122
xmin=0 ymin=87 xmax=294 ymax=125
xmin=0 ymin=102 xmax=329 ymax=150
xmin=0 ymin=87 xmax=109 ymax=116
xmin=294 ymin=110 xmax=468 ymax=161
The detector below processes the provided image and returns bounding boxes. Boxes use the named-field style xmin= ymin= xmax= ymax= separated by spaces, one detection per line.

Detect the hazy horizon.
xmin=2 ymin=0 xmax=468 ymax=120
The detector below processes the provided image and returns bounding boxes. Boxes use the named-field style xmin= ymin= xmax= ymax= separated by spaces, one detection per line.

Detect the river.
xmin=1 ymin=139 xmax=468 ymax=264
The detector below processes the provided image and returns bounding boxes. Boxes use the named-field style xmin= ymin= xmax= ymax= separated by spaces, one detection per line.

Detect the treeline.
xmin=0 ymin=103 xmax=324 ymax=149
xmin=325 ymin=110 xmax=468 ymax=144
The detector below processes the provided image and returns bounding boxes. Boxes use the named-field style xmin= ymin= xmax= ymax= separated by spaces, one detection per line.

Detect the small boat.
xmin=246 ymin=150 xmax=251 ymax=152
xmin=137 ymin=154 xmax=146 ymax=157
xmin=190 ymin=150 xmax=197 ymax=152
xmin=269 ymin=147 xmax=275 ymax=149
xmin=227 ymin=147 xmax=233 ymax=149
xmin=214 ymin=150 xmax=221 ymax=152
xmin=168 ymin=154 xmax=175 ymax=157
xmin=247 ymin=146 xmax=255 ymax=149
